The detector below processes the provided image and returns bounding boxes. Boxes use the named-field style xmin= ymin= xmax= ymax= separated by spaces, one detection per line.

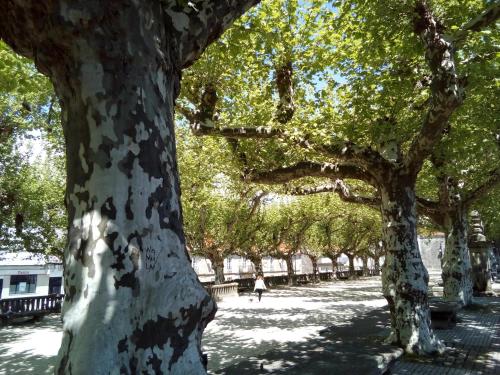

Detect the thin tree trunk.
xmin=46 ymin=4 xmax=216 ymax=372
xmin=442 ymin=206 xmax=473 ymax=306
xmin=311 ymin=256 xmax=319 ymax=283
xmin=347 ymin=254 xmax=355 ymax=276
xmin=328 ymin=255 xmax=338 ymax=275
xmin=373 ymin=257 xmax=381 ymax=275
xmin=285 ymin=254 xmax=295 ymax=286
xmin=380 ymin=180 xmax=442 ymax=354
xmin=361 ymin=256 xmax=369 ymax=276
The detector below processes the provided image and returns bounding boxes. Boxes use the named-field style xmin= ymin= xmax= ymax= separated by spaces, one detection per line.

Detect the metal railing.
xmin=0 ymin=294 xmax=63 ymax=319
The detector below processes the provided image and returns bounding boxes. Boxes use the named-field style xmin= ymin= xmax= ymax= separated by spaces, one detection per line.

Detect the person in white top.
xmin=253 ymin=275 xmax=267 ymax=301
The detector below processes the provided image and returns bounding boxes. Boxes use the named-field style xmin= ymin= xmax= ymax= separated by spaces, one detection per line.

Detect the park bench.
xmin=0 ymin=294 xmax=63 ymax=324
xmin=336 ymin=271 xmax=350 ymax=279
xmin=429 ymin=300 xmax=460 ymax=329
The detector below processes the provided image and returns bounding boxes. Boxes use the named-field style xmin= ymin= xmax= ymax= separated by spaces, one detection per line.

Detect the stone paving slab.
xmin=388 ymin=297 xmax=500 ymax=375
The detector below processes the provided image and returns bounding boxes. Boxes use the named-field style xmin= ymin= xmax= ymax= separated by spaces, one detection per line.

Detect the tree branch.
xmin=463 ymin=167 xmax=500 ymax=208
xmin=404 ymin=1 xmax=465 ymax=175
xmin=192 ymin=123 xmax=284 ymax=138
xmin=176 ymin=104 xmax=197 ymax=123
xmin=164 ymin=0 xmax=261 ymax=68
xmin=246 ymin=161 xmax=375 ymax=185
xmin=286 ymin=180 xmax=381 ymax=207
xmin=449 ymin=3 xmax=500 ymax=46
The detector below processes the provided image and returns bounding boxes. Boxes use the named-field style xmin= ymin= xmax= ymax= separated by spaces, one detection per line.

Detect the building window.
xmin=49 ymin=277 xmax=62 ymax=294
xmin=9 ymin=275 xmax=37 ymax=295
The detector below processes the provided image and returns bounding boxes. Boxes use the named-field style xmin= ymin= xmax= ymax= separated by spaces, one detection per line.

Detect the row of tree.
xmin=178 ymin=0 xmax=500 ymax=356
xmin=0 ymin=0 xmax=498 ymax=372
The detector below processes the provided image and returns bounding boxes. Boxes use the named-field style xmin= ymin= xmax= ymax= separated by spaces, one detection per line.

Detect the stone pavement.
xmin=204 ymin=277 xmax=398 ymax=374
xmin=0 ymin=277 xmax=498 ymax=375
xmin=388 ymin=296 xmax=500 ymax=375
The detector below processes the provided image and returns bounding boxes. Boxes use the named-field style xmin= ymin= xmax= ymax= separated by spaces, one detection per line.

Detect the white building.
xmin=0 ymin=252 xmax=63 ymax=300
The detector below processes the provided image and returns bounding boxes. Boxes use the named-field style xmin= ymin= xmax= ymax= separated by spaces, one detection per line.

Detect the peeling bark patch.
xmin=95 ymin=136 xmax=115 ymax=168
xmin=131 ymin=299 xmax=208 ymax=370
xmin=107 ymin=232 xmax=126 ymax=272
xmin=114 ymin=272 xmax=140 ymax=297
xmin=125 ymin=186 xmax=134 ymax=220
xmin=118 ymin=336 xmax=128 ymax=353
xmin=118 ymin=151 xmax=136 ymax=178
xmin=65 ymin=285 xmax=77 ymax=302
xmin=146 ymin=353 xmax=162 ymax=374
xmin=101 ymin=197 xmax=117 ymax=220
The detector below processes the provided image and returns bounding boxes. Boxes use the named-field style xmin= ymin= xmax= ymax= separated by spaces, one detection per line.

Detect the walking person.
xmin=254 ymin=274 xmax=267 ymax=302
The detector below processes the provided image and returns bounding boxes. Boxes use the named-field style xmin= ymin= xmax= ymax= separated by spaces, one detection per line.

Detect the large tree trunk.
xmin=442 ymin=206 xmax=473 ymax=306
xmin=380 ymin=179 xmax=442 ymax=354
xmin=285 ymin=254 xmax=296 ymax=286
xmin=41 ymin=3 xmax=216 ymax=373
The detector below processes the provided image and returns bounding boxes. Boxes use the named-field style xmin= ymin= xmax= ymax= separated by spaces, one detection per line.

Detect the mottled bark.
xmin=442 ymin=207 xmax=473 ymax=305
xmin=380 ymin=177 xmax=442 ymax=354
xmin=275 ymin=62 xmax=295 ymax=124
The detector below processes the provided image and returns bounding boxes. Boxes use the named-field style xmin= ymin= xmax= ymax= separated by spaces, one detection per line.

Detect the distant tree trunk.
xmin=361 ymin=256 xmax=369 ymax=276
xmin=442 ymin=206 xmax=473 ymax=306
xmin=380 ymin=178 xmax=442 ymax=354
xmin=347 ymin=254 xmax=355 ymax=276
xmin=373 ymin=256 xmax=381 ymax=275
xmin=310 ymin=255 xmax=319 ymax=283
xmin=285 ymin=254 xmax=296 ymax=286
xmin=211 ymin=257 xmax=226 ymax=285
xmin=328 ymin=255 xmax=338 ymax=276
xmin=248 ymin=255 xmax=263 ymax=275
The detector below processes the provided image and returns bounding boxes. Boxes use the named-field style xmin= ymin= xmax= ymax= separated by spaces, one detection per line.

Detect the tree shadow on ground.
xmin=208 ymin=307 xmax=397 ymax=375
xmin=204 ymin=279 xmax=393 ymax=373
xmin=0 ymin=314 xmax=61 ymax=374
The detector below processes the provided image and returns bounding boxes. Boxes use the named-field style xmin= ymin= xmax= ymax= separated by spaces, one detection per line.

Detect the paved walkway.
xmin=203 ymin=278 xmax=393 ymax=374
xmin=0 ymin=277 xmax=498 ymax=374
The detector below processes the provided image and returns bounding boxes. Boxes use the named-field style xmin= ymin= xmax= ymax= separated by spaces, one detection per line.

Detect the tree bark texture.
xmin=442 ymin=207 xmax=473 ymax=306
xmin=380 ymin=177 xmax=443 ymax=354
